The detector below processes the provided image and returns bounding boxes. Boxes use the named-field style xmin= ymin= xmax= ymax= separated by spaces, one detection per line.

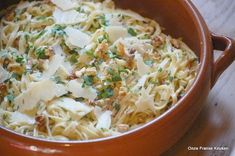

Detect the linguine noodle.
xmin=0 ymin=0 xmax=198 ymax=141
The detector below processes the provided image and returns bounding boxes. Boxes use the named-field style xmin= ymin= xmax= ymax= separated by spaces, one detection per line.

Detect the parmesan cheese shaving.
xmin=42 ymin=54 xmax=64 ymax=79
xmin=51 ymin=0 xmax=79 ymax=11
xmin=52 ymin=44 xmax=65 ymax=56
xmin=135 ymin=53 xmax=151 ymax=76
xmin=96 ymin=111 xmax=112 ymax=130
xmin=105 ymin=14 xmax=122 ymax=26
xmin=10 ymin=112 xmax=35 ymax=125
xmin=52 ymin=45 xmax=73 ymax=77
xmin=14 ymin=80 xmax=67 ymax=112
xmin=53 ymin=8 xmax=86 ymax=24
xmin=135 ymin=88 xmax=155 ymax=113
xmin=106 ymin=26 xmax=128 ymax=43
xmin=67 ymin=80 xmax=97 ymax=101
xmin=0 ymin=66 xmax=10 ymax=83
xmin=116 ymin=9 xmax=146 ymax=21
xmin=64 ymin=27 xmax=91 ymax=48
xmin=53 ymin=98 xmax=92 ymax=120
xmin=17 ymin=1 xmax=40 ymax=10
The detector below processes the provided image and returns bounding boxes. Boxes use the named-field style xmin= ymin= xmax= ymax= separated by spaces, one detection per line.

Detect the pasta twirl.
xmin=0 ymin=0 xmax=199 ymax=141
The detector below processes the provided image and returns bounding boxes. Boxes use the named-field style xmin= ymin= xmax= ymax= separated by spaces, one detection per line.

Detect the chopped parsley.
xmin=97 ymin=34 xmax=109 ymax=43
xmin=51 ymin=25 xmax=66 ymax=36
xmin=68 ymin=54 xmax=78 ymax=64
xmin=2 ymin=113 xmax=9 ymax=120
xmin=75 ymin=97 xmax=85 ymax=102
xmin=113 ymin=102 xmax=120 ymax=111
xmin=15 ymin=55 xmax=25 ymax=64
xmin=11 ymin=73 xmax=21 ymax=79
xmin=82 ymin=75 xmax=94 ymax=87
xmin=108 ymin=68 xmax=122 ymax=82
xmin=24 ymin=33 xmax=30 ymax=42
xmin=6 ymin=93 xmax=15 ymax=103
xmin=76 ymin=6 xmax=85 ymax=13
xmin=98 ymin=86 xmax=114 ymax=99
xmin=86 ymin=50 xmax=95 ymax=58
xmin=107 ymin=51 xmax=119 ymax=59
xmin=168 ymin=76 xmax=174 ymax=82
xmin=144 ymin=60 xmax=154 ymax=66
xmin=128 ymin=27 xmax=137 ymax=36
xmin=35 ymin=47 xmax=47 ymax=59
xmin=35 ymin=16 xmax=47 ymax=20
xmin=118 ymin=67 xmax=128 ymax=74
xmin=98 ymin=15 xmax=108 ymax=26
xmin=35 ymin=30 xmax=46 ymax=40
xmin=53 ymin=76 xmax=65 ymax=84
xmin=140 ymin=34 xmax=150 ymax=39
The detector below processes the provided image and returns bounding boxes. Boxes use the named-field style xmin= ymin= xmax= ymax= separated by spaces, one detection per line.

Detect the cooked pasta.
xmin=0 ymin=0 xmax=199 ymax=141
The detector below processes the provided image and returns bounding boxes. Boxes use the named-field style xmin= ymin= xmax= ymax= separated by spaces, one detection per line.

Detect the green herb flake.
xmin=98 ymin=86 xmax=114 ymax=99
xmin=107 ymin=51 xmax=119 ymax=59
xmin=16 ymin=55 xmax=25 ymax=64
xmin=24 ymin=34 xmax=30 ymax=41
xmin=82 ymin=75 xmax=94 ymax=87
xmin=97 ymin=34 xmax=109 ymax=43
xmin=128 ymin=28 xmax=137 ymax=36
xmin=35 ymin=16 xmax=47 ymax=20
xmin=144 ymin=60 xmax=154 ymax=66
xmin=141 ymin=34 xmax=150 ymax=39
xmin=51 ymin=25 xmax=66 ymax=36
xmin=76 ymin=6 xmax=85 ymax=13
xmin=75 ymin=97 xmax=85 ymax=101
xmin=168 ymin=76 xmax=174 ymax=82
xmin=113 ymin=103 xmax=120 ymax=112
xmin=118 ymin=67 xmax=128 ymax=74
xmin=53 ymin=76 xmax=65 ymax=84
xmin=35 ymin=30 xmax=46 ymax=39
xmin=108 ymin=68 xmax=122 ymax=82
xmin=98 ymin=15 xmax=108 ymax=26
xmin=68 ymin=54 xmax=78 ymax=64
xmin=86 ymin=50 xmax=95 ymax=58
xmin=6 ymin=94 xmax=15 ymax=103
xmin=35 ymin=47 xmax=47 ymax=59
xmin=2 ymin=113 xmax=9 ymax=120
xmin=158 ymin=67 xmax=163 ymax=72
xmin=11 ymin=73 xmax=20 ymax=79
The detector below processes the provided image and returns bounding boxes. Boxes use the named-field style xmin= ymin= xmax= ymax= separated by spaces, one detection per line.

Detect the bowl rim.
xmin=0 ymin=0 xmax=212 ymax=145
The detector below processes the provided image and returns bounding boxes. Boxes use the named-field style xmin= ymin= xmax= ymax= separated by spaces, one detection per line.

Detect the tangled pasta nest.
xmin=0 ymin=0 xmax=198 ymax=141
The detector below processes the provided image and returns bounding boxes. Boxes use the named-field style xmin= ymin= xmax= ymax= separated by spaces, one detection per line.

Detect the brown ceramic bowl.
xmin=0 ymin=0 xmax=235 ymax=156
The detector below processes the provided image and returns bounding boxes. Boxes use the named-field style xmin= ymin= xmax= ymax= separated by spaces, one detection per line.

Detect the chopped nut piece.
xmin=0 ymin=84 xmax=7 ymax=102
xmin=152 ymin=36 xmax=164 ymax=48
xmin=5 ymin=11 xmax=14 ymax=21
xmin=117 ymin=43 xmax=125 ymax=56
xmin=75 ymin=67 xmax=86 ymax=77
xmin=129 ymin=48 xmax=136 ymax=55
xmin=85 ymin=67 xmax=97 ymax=76
xmin=119 ymin=90 xmax=127 ymax=97
xmin=35 ymin=115 xmax=47 ymax=132
xmin=117 ymin=124 xmax=129 ymax=133
xmin=8 ymin=63 xmax=25 ymax=75
xmin=171 ymin=39 xmax=180 ymax=49
xmin=95 ymin=42 xmax=109 ymax=59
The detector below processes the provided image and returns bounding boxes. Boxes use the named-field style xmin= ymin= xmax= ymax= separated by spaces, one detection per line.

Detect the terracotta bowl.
xmin=0 ymin=0 xmax=235 ymax=156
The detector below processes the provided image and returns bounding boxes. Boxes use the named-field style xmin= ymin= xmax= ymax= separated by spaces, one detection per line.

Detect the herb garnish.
xmin=128 ymin=27 xmax=137 ymax=36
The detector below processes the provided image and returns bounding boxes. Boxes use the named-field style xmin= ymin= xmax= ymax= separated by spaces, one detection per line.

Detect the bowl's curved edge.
xmin=0 ymin=0 xmax=213 ymax=154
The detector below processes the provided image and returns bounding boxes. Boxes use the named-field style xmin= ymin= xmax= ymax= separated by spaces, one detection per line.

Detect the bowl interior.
xmin=114 ymin=0 xmax=202 ymax=57
xmin=0 ymin=0 xmax=202 ymax=57
xmin=0 ymin=0 xmax=206 ymax=144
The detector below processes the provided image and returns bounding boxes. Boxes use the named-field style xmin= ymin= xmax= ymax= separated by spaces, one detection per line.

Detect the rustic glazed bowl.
xmin=0 ymin=0 xmax=235 ymax=156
